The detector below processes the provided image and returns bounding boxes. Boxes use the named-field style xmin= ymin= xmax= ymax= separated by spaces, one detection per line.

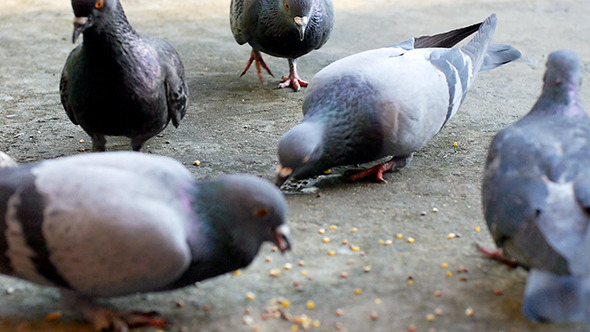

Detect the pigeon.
xmin=480 ymin=49 xmax=590 ymax=322
xmin=0 ymin=152 xmax=17 ymax=168
xmin=60 ymin=0 xmax=189 ymax=152
xmin=230 ymin=0 xmax=334 ymax=91
xmin=0 ymin=152 xmax=290 ymax=331
xmin=276 ymin=14 xmax=520 ymax=186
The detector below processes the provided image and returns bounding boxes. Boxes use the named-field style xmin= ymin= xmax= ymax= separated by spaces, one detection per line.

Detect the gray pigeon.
xmin=0 ymin=152 xmax=290 ymax=330
xmin=481 ymin=49 xmax=590 ymax=322
xmin=276 ymin=14 xmax=521 ymax=186
xmin=0 ymin=152 xmax=17 ymax=168
xmin=230 ymin=0 xmax=334 ymax=91
xmin=60 ymin=0 xmax=189 ymax=152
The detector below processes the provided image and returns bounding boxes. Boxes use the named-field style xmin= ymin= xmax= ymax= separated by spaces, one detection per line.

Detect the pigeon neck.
xmin=532 ymin=82 xmax=586 ymax=117
xmin=82 ymin=4 xmax=137 ymax=50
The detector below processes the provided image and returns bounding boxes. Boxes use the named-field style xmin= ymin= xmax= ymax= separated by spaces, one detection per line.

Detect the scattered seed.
xmin=335 ymin=322 xmax=343 ymax=330
xmin=364 ymin=266 xmax=371 ymax=273
xmin=465 ymin=307 xmax=474 ymax=317
xmin=45 ymin=312 xmax=61 ymax=322
xmin=460 ymin=277 xmax=468 ymax=282
xmin=408 ymin=324 xmax=417 ymax=332
xmin=375 ymin=298 xmax=382 ymax=304
xmin=243 ymin=315 xmax=254 ymax=325
xmin=350 ymin=245 xmax=360 ymax=252
xmin=348 ymin=259 xmax=355 ymax=265
xmin=354 ymin=288 xmax=362 ymax=295
xmin=324 ymin=169 xmax=332 ymax=174
xmin=322 ymin=237 xmax=331 ymax=243
xmin=290 ymin=324 xmax=299 ymax=332
xmin=284 ymin=263 xmax=293 ymax=270
xmin=371 ymin=312 xmax=378 ymax=320
xmin=271 ymin=247 xmax=278 ymax=252
xmin=432 ymin=207 xmax=439 ymax=213
xmin=396 ymin=233 xmax=403 ymax=240
xmin=407 ymin=279 xmax=414 ymax=286
xmin=79 ymin=139 xmax=84 ymax=143
xmin=245 ymin=292 xmax=256 ymax=301
xmin=176 ymin=300 xmax=185 ymax=307
xmin=475 ymin=226 xmax=481 ymax=232
xmin=441 ymin=262 xmax=448 ymax=269
xmin=312 ymin=320 xmax=321 ymax=328
xmin=282 ymin=299 xmax=291 ymax=308
xmin=335 ymin=308 xmax=344 ymax=316
xmin=420 ymin=211 xmax=427 ymax=216
xmin=457 ymin=265 xmax=468 ymax=273
xmin=340 ymin=272 xmax=348 ymax=278
xmin=318 ymin=228 xmax=326 ymax=234
xmin=446 ymin=271 xmax=453 ymax=277
xmin=351 ymin=227 xmax=359 ymax=233
xmin=244 ymin=306 xmax=252 ymax=314
xmin=447 ymin=233 xmax=456 ymax=239
xmin=426 ymin=313 xmax=435 ymax=322
xmin=330 ymin=225 xmax=338 ymax=230
xmin=453 ymin=141 xmax=458 ymax=147
xmin=434 ymin=308 xmax=443 ymax=316
xmin=301 ymin=270 xmax=308 ymax=277
xmin=306 ymin=300 xmax=316 ymax=309
xmin=328 ymin=250 xmax=336 ymax=256
xmin=298 ymin=260 xmax=305 ymax=267
xmin=233 ymin=269 xmax=242 ymax=276
xmin=203 ymin=304 xmax=211 ymax=311
xmin=407 ymin=237 xmax=415 ymax=244
xmin=342 ymin=239 xmax=349 ymax=245
xmin=265 ymin=256 xmax=272 ymax=263
xmin=79 ymin=148 xmax=85 ymax=152
xmin=434 ymin=290 xmax=442 ymax=297
xmin=270 ymin=269 xmax=281 ymax=277
xmin=360 ymin=251 xmax=366 ymax=256
xmin=316 ymin=193 xmax=322 ymax=198
xmin=293 ymin=281 xmax=300 ymax=287
xmin=428 ymin=329 xmax=437 ymax=332
xmin=378 ymin=239 xmax=384 ymax=245
xmin=5 ymin=287 xmax=14 ymax=295
xmin=385 ymin=240 xmax=393 ymax=246
xmin=193 ymin=160 xmax=201 ymax=166
xmin=494 ymin=288 xmax=503 ymax=296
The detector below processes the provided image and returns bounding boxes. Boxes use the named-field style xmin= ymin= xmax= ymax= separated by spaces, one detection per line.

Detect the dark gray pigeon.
xmin=0 ymin=152 xmax=290 ymax=330
xmin=60 ymin=0 xmax=189 ymax=151
xmin=276 ymin=14 xmax=521 ymax=186
xmin=481 ymin=49 xmax=590 ymax=322
xmin=230 ymin=0 xmax=334 ymax=91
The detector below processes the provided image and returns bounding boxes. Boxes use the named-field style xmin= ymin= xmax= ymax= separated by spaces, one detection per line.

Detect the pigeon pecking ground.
xmin=0 ymin=0 xmax=589 ymax=331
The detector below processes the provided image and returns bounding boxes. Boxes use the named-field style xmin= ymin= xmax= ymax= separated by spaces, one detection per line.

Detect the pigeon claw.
xmin=476 ymin=244 xmax=519 ymax=268
xmin=345 ymin=160 xmax=395 ymax=183
xmin=278 ymin=75 xmax=309 ymax=92
xmin=93 ymin=309 xmax=167 ymax=332
xmin=240 ymin=49 xmax=274 ymax=82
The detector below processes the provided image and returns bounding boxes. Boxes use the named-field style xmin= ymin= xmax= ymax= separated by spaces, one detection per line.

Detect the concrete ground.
xmin=1 ymin=0 xmax=589 ymax=331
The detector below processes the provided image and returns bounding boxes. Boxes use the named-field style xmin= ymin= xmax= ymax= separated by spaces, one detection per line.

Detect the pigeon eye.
xmin=254 ymin=208 xmax=269 ymax=218
xmin=284 ymin=1 xmax=289 ymax=10
xmin=95 ymin=0 xmax=104 ymax=9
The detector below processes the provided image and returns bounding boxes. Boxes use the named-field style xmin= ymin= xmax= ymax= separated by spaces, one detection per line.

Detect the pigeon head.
xmin=70 ymin=0 xmax=121 ymax=43
xmin=543 ymin=50 xmax=582 ymax=92
xmin=281 ymin=0 xmax=314 ymax=41
xmin=198 ymin=175 xmax=291 ymax=260
xmin=276 ymin=121 xmax=324 ymax=187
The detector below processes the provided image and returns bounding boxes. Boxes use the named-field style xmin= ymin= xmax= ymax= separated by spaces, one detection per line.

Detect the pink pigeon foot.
xmin=345 ymin=155 xmax=413 ymax=183
xmin=476 ymin=244 xmax=518 ymax=268
xmin=240 ymin=49 xmax=273 ymax=82
xmin=278 ymin=58 xmax=308 ymax=91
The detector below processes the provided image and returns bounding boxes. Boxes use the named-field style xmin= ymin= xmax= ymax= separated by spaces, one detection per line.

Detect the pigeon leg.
xmin=278 ymin=58 xmax=308 ymax=91
xmin=91 ymin=134 xmax=107 ymax=152
xmin=130 ymin=137 xmax=146 ymax=152
xmin=240 ymin=49 xmax=274 ymax=82
xmin=345 ymin=155 xmax=413 ymax=183
xmin=476 ymin=244 xmax=519 ymax=268
xmin=61 ymin=291 xmax=166 ymax=332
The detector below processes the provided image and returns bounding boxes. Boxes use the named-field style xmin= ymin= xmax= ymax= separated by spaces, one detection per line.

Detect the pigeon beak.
xmin=294 ymin=16 xmax=308 ymax=41
xmin=273 ymin=224 xmax=292 ymax=253
xmin=72 ymin=16 xmax=89 ymax=43
xmin=275 ymin=164 xmax=292 ymax=187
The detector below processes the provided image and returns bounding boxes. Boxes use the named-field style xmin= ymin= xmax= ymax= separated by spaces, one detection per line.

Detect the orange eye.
xmin=255 ymin=208 xmax=269 ymax=218
xmin=284 ymin=1 xmax=289 ymax=10
xmin=95 ymin=0 xmax=104 ymax=9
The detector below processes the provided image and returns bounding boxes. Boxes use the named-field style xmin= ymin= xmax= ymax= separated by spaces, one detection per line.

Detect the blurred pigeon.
xmin=276 ymin=14 xmax=520 ymax=186
xmin=0 ymin=152 xmax=290 ymax=330
xmin=230 ymin=0 xmax=334 ymax=91
xmin=481 ymin=49 xmax=590 ymax=322
xmin=60 ymin=0 xmax=188 ymax=151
